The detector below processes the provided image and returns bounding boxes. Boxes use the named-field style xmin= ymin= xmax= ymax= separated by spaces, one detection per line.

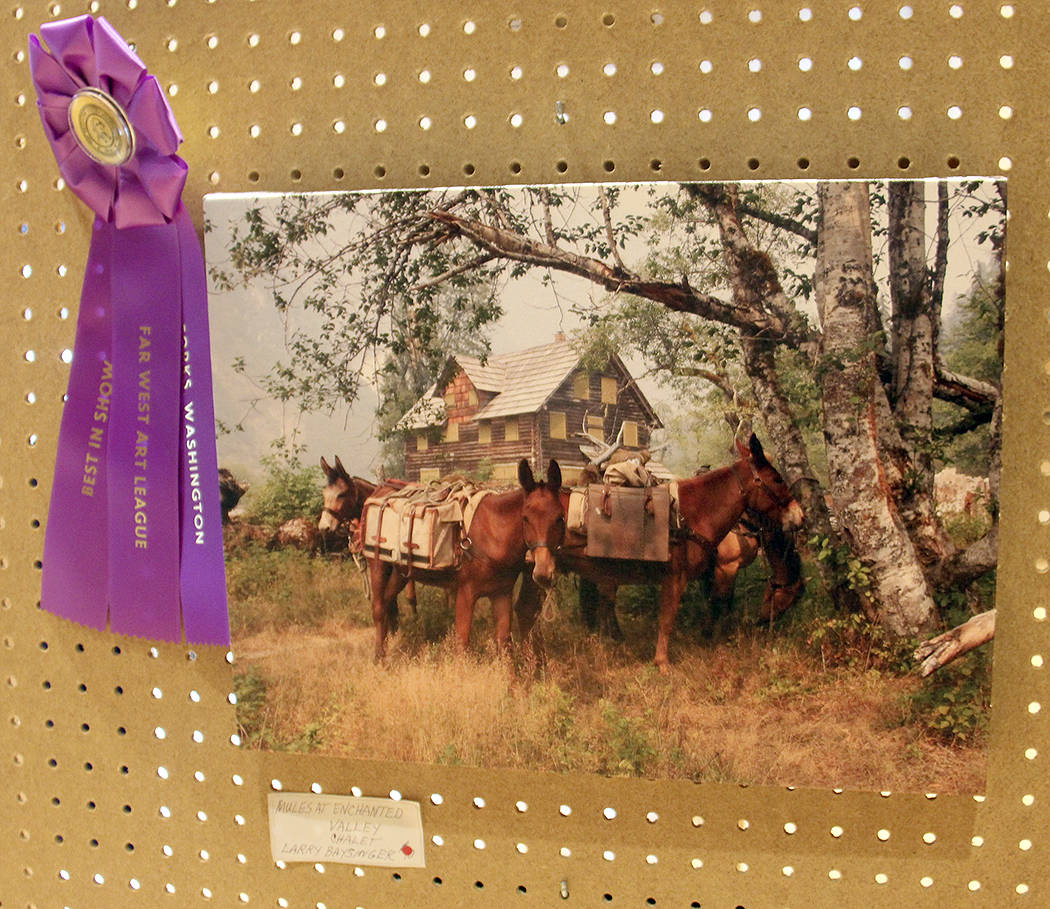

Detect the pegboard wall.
xmin=2 ymin=1 xmax=1047 ymax=906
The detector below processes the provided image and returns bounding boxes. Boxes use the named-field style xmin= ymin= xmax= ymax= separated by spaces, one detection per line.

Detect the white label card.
xmin=267 ymin=793 xmax=426 ymax=867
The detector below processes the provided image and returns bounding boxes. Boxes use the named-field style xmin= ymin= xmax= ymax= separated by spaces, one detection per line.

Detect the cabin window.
xmin=572 ymin=371 xmax=590 ymax=400
xmin=478 ymin=421 xmax=491 ymax=444
xmin=419 ymin=468 xmax=441 ymax=483
xmin=492 ymin=462 xmax=518 ymax=483
xmin=468 ymin=387 xmax=479 ymax=407
xmin=559 ymin=466 xmax=582 ymax=486
xmin=443 ymin=387 xmax=456 ymax=407
xmin=586 ymin=414 xmax=605 ymax=437
xmin=549 ymin=411 xmax=567 ymax=440
xmin=504 ymin=418 xmax=519 ymax=442
xmin=622 ymin=420 xmax=639 ymax=447
xmin=417 ymin=432 xmax=429 ymax=452
xmin=601 ymin=376 xmax=618 ymax=404
xmin=444 ymin=421 xmax=459 ymax=443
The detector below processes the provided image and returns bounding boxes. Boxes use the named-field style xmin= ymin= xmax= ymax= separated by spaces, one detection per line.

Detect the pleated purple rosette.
xmin=29 ymin=15 xmax=230 ymax=646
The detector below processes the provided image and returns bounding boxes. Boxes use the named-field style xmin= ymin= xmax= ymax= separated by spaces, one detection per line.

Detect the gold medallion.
xmin=67 ymin=87 xmax=135 ymax=166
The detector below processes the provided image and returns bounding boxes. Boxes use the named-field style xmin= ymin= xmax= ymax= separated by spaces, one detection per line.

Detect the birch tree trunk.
xmin=815 ymin=182 xmax=938 ymax=635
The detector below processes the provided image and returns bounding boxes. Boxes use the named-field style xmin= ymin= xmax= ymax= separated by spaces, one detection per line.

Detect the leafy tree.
xmin=211 ymin=181 xmax=1004 ymax=638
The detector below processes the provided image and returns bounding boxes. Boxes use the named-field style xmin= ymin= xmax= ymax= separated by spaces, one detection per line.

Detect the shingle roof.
xmin=397 ymin=338 xmax=657 ymax=430
xmin=474 ymin=340 xmax=581 ymax=420
xmin=453 ymin=354 xmax=507 ymax=393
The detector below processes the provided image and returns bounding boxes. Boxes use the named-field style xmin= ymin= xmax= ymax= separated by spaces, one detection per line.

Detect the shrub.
xmin=901 ymin=648 xmax=991 ymax=744
xmin=245 ymin=454 xmax=323 ymax=528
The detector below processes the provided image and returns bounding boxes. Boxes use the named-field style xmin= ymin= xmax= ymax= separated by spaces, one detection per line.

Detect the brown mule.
xmin=365 ymin=460 xmax=565 ymax=662
xmin=556 ymin=434 xmax=804 ymax=671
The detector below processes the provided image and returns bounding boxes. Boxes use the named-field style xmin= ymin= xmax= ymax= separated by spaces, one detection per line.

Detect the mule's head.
xmin=735 ymin=434 xmax=805 ymax=533
xmin=318 ymin=455 xmax=359 ymax=533
xmin=518 ymin=458 xmax=566 ymax=587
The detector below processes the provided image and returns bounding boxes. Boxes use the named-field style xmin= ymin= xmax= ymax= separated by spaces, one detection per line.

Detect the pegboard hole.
xmin=602 ymin=13 xmax=615 ymax=26
xmin=899 ymin=55 xmax=914 ymax=70
xmin=898 ymin=156 xmax=911 ymax=170
xmin=698 ymin=109 xmax=713 ymax=123
xmin=847 ymin=156 xmax=861 ymax=169
xmin=798 ymin=56 xmax=813 ymax=72
xmin=700 ymin=59 xmax=713 ymax=74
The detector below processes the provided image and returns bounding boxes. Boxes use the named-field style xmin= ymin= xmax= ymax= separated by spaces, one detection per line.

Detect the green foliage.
xmin=225 ymin=547 xmax=370 ymax=636
xmin=809 ymin=535 xmax=872 ymax=594
xmin=805 ymin=612 xmax=913 ymax=673
xmin=902 ymin=648 xmax=991 ymax=744
xmin=600 ymin=701 xmax=656 ymax=776
xmin=244 ymin=452 xmax=322 ymax=528
xmin=397 ymin=587 xmax=456 ymax=652
xmin=233 ymin=665 xmax=325 ymax=752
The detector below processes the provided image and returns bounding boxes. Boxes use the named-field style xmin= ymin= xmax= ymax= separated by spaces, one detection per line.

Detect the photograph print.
xmin=205 ymin=179 xmax=1003 ymax=794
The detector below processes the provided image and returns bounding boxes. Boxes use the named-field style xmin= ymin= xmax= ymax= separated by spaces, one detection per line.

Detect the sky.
xmin=203 ymin=180 xmax=1000 ymax=486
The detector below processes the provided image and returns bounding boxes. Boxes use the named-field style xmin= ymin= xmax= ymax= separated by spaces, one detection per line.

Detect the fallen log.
xmin=914 ymin=609 xmax=996 ymax=677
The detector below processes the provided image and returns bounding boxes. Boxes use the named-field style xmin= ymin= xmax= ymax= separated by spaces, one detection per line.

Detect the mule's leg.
xmin=491 ymin=589 xmax=514 ymax=655
xmin=514 ymin=574 xmax=547 ymax=668
xmin=369 ymin=562 xmax=393 ymax=662
xmin=405 ymin=579 xmax=418 ymax=617
xmin=371 ymin=564 xmax=406 ymax=662
xmin=654 ymin=572 xmax=686 ymax=673
xmin=595 ymin=579 xmax=624 ymax=641
xmin=453 ymin=582 xmax=477 ymax=651
xmin=709 ymin=563 xmax=738 ymax=639
xmin=579 ymin=577 xmax=600 ymax=632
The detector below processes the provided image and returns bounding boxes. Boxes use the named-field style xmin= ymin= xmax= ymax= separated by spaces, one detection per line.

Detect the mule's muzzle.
xmin=781 ymin=501 xmax=805 ymax=532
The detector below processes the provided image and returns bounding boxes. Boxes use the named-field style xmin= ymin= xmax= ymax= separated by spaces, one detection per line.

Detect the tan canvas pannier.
xmin=361 ymin=488 xmax=465 ymax=570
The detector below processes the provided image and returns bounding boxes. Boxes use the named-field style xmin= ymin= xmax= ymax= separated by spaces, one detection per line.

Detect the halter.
xmin=321 ymin=505 xmax=346 ymax=527
xmin=732 ymin=459 xmax=798 ymax=515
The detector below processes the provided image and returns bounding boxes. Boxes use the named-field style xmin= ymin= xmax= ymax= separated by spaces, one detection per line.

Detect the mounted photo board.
xmin=2 ymin=2 xmax=1047 ymax=908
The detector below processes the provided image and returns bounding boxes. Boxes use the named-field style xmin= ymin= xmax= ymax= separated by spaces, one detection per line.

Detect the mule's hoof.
xmin=654 ymin=660 xmax=671 ymax=676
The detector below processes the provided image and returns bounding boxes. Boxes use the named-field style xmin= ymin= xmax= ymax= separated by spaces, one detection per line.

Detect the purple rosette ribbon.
xmin=30 ymin=15 xmax=230 ymax=646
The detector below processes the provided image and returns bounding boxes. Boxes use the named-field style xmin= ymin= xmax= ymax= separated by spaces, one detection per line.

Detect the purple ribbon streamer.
xmin=40 ymin=218 xmax=112 ymax=627
xmin=30 ymin=15 xmax=230 ymax=646
xmin=177 ymin=206 xmax=230 ymax=645
xmin=106 ymin=222 xmax=183 ymax=641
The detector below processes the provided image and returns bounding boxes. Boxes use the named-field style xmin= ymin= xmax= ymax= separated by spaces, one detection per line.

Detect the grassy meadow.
xmin=226 ymin=542 xmax=990 ymax=794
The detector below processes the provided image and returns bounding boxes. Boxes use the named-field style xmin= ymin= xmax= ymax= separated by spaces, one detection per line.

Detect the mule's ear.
xmin=748 ymin=433 xmax=769 ymax=466
xmin=320 ymin=456 xmax=333 ymax=476
xmin=547 ymin=459 xmax=562 ymax=491
xmin=735 ymin=436 xmax=750 ymax=460
xmin=518 ymin=458 xmax=537 ymax=492
xmin=334 ymin=455 xmax=348 ymax=477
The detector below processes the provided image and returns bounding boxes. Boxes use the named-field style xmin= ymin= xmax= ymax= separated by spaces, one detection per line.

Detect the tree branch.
xmin=427 ymin=209 xmax=817 ymax=347
xmin=914 ymin=609 xmax=995 ymax=676
xmin=934 ymin=363 xmax=1000 ymax=412
xmin=734 ymin=200 xmax=818 ymax=245
xmin=598 ymin=186 xmax=631 ymax=275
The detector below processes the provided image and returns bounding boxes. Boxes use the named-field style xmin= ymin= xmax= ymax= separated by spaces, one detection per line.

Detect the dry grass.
xmin=225 ymin=545 xmax=986 ymax=793
xmin=229 ymin=548 xmax=988 ymax=794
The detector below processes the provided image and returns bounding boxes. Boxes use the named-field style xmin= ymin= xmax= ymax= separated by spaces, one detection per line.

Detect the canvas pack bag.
xmin=361 ymin=482 xmax=475 ymax=570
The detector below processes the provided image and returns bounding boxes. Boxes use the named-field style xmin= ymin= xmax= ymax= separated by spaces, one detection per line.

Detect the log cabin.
xmin=397 ymin=335 xmax=662 ymax=484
